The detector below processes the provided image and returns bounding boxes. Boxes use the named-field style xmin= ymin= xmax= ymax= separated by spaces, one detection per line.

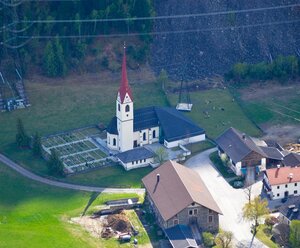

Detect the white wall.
xmin=120 ymin=157 xmax=154 ymax=171
xmin=164 ymin=134 xmax=205 ymax=148
xmin=270 ymin=181 xmax=300 ymax=200
xmin=107 ymin=133 xmax=118 ymax=150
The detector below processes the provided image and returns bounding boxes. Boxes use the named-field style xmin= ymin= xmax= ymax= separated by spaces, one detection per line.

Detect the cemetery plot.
xmin=42 ymin=126 xmax=110 ymax=173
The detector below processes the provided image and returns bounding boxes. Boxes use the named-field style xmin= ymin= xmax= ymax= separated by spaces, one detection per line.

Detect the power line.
xmin=16 ymin=19 xmax=300 ymax=40
xmin=12 ymin=3 xmax=300 ymax=24
xmin=0 ymin=0 xmax=79 ymax=7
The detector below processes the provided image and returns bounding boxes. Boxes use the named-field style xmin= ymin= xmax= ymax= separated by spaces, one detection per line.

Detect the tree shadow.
xmin=81 ymin=191 xmax=100 ymax=216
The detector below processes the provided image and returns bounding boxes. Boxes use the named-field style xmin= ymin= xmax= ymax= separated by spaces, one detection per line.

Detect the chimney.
xmin=277 ymin=164 xmax=281 ymax=169
xmin=156 ymin=173 xmax=160 ymax=183
xmin=289 ymin=173 xmax=293 ymax=179
xmin=242 ymin=133 xmax=246 ymax=140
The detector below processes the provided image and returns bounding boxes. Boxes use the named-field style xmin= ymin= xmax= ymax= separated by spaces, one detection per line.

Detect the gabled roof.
xmin=142 ymin=160 xmax=222 ymax=221
xmin=116 ymin=147 xmax=155 ymax=163
xmin=165 ymin=225 xmax=197 ymax=248
xmin=155 ymin=107 xmax=205 ymax=142
xmin=266 ymin=166 xmax=300 ymax=186
xmin=259 ymin=146 xmax=284 ymax=161
xmin=283 ymin=152 xmax=300 ymax=167
xmin=107 ymin=106 xmax=205 ymax=142
xmin=118 ymin=48 xmax=133 ymax=103
xmin=215 ymin=127 xmax=266 ymax=164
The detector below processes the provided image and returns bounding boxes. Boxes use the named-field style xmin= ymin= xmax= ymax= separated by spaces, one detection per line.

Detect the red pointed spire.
xmin=118 ymin=45 xmax=133 ymax=103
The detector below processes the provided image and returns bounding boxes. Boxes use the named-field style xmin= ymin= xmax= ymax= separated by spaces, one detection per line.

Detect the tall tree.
xmin=242 ymin=196 xmax=269 ymax=247
xmin=154 ymin=147 xmax=168 ymax=165
xmin=215 ymin=230 xmax=233 ymax=248
xmin=47 ymin=149 xmax=65 ymax=177
xmin=16 ymin=118 xmax=29 ymax=148
xmin=32 ymin=133 xmax=42 ymax=157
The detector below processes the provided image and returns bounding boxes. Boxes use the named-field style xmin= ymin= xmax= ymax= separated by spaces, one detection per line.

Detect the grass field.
xmin=256 ymin=224 xmax=279 ymax=248
xmin=0 ymin=163 xmax=142 ymax=248
xmin=167 ymin=89 xmax=261 ymax=138
xmin=0 ymin=74 xmax=261 ymax=187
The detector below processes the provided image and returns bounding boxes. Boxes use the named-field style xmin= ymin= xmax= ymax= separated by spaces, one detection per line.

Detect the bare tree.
xmin=244 ymin=185 xmax=252 ymax=204
xmin=215 ymin=230 xmax=233 ymax=248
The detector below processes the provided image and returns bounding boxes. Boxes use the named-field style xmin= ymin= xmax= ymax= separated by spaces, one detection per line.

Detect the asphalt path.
xmin=0 ymin=153 xmax=145 ymax=194
xmin=185 ymin=148 xmax=267 ymax=248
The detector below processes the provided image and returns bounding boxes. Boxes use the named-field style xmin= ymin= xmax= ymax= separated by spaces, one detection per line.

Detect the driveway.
xmin=185 ymin=148 xmax=266 ymax=248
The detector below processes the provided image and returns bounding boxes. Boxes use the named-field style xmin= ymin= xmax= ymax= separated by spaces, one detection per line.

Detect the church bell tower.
xmin=116 ymin=45 xmax=134 ymax=152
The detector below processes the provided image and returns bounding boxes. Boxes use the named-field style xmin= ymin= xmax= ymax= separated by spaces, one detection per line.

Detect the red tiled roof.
xmin=118 ymin=48 xmax=133 ymax=103
xmin=266 ymin=166 xmax=300 ymax=185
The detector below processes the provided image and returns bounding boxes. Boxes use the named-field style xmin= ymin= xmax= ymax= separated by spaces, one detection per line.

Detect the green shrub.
xmin=203 ymin=232 xmax=215 ymax=247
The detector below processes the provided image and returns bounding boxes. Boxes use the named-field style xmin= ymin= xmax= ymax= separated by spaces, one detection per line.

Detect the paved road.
xmin=0 ymin=153 xmax=145 ymax=194
xmin=185 ymin=148 xmax=266 ymax=248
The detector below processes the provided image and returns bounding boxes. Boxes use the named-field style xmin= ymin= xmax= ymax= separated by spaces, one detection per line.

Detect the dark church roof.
xmin=107 ymin=106 xmax=205 ymax=142
xmin=116 ymin=147 xmax=155 ymax=163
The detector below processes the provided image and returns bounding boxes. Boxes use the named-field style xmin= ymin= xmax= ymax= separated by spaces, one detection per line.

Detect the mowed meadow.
xmin=0 ymin=72 xmax=261 ymax=187
xmin=0 ymin=163 xmax=139 ymax=248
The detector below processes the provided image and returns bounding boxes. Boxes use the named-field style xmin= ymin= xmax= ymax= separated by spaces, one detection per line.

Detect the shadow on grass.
xmin=81 ymin=191 xmax=100 ymax=216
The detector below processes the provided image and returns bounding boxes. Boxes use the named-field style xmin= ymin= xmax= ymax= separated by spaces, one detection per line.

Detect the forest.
xmin=0 ymin=0 xmax=154 ymax=77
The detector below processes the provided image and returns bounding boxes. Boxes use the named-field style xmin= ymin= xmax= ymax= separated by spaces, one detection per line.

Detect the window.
xmin=143 ymin=132 xmax=146 ymax=141
xmin=277 ymin=193 xmax=280 ymax=197
xmin=294 ymin=190 xmax=298 ymax=194
xmin=208 ymin=216 xmax=213 ymax=223
xmin=285 ymin=184 xmax=288 ymax=188
xmin=144 ymin=159 xmax=146 ymax=162
xmin=208 ymin=209 xmax=213 ymax=214
xmin=153 ymin=130 xmax=156 ymax=138
xmin=132 ymin=162 xmax=134 ymax=165
xmin=173 ymin=219 xmax=179 ymax=225
xmin=125 ymin=105 xmax=130 ymax=112
xmin=277 ymin=186 xmax=280 ymax=189
xmin=118 ymin=104 xmax=120 ymax=111
xmin=140 ymin=160 xmax=142 ymax=163
xmin=193 ymin=209 xmax=198 ymax=215
xmin=295 ymin=183 xmax=298 ymax=186
xmin=113 ymin=138 xmax=116 ymax=146
xmin=189 ymin=210 xmax=193 ymax=215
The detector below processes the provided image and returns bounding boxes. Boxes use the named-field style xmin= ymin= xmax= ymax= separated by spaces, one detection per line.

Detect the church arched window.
xmin=118 ymin=104 xmax=120 ymax=111
xmin=143 ymin=132 xmax=146 ymax=141
xmin=125 ymin=105 xmax=130 ymax=112
xmin=153 ymin=130 xmax=156 ymax=138
xmin=113 ymin=138 xmax=116 ymax=146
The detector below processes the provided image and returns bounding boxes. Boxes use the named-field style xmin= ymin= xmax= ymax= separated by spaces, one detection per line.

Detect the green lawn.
xmin=167 ymin=89 xmax=261 ymax=139
xmin=256 ymin=224 xmax=279 ymax=248
xmin=0 ymin=162 xmax=141 ymax=248
xmin=65 ymin=166 xmax=153 ymax=188
xmin=0 ymin=78 xmax=166 ymax=186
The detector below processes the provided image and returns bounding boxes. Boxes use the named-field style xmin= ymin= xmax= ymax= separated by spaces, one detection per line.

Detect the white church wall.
xmin=164 ymin=134 xmax=206 ymax=148
xmin=107 ymin=133 xmax=118 ymax=150
xmin=120 ymin=157 xmax=154 ymax=170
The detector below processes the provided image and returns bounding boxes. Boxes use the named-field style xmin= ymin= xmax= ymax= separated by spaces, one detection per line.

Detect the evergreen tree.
xmin=16 ymin=118 xmax=30 ymax=148
xmin=32 ymin=132 xmax=42 ymax=157
xmin=47 ymin=149 xmax=65 ymax=177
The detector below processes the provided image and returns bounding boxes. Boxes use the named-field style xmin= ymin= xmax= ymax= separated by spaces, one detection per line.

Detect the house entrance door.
xmin=189 ymin=216 xmax=197 ymax=225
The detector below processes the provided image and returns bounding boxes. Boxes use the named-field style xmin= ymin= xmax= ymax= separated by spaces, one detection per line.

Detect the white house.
xmin=106 ymin=47 xmax=205 ymax=169
xmin=264 ymin=166 xmax=300 ymax=200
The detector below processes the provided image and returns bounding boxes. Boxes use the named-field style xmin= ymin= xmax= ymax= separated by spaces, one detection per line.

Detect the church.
xmin=106 ymin=47 xmax=205 ymax=170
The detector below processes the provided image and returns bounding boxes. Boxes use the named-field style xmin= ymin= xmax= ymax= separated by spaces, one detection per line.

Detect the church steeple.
xmin=118 ymin=45 xmax=133 ymax=103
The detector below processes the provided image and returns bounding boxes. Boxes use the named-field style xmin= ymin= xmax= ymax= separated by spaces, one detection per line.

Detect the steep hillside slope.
xmin=151 ymin=0 xmax=299 ymax=79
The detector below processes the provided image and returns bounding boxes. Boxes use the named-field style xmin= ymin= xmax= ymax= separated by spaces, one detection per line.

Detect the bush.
xmin=203 ymin=232 xmax=215 ymax=247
